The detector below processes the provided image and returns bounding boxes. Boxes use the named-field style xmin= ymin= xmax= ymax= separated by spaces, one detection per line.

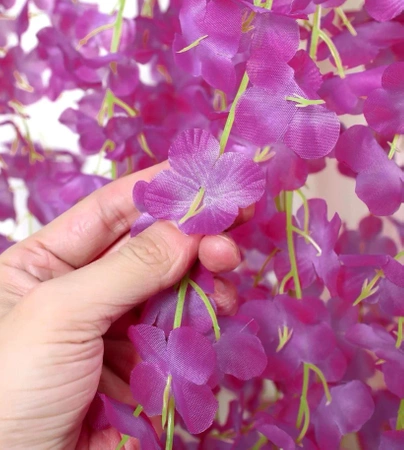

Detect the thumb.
xmin=23 ymin=221 xmax=200 ymax=337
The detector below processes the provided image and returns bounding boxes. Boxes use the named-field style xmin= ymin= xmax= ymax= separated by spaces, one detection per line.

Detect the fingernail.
xmin=218 ymin=234 xmax=241 ymax=261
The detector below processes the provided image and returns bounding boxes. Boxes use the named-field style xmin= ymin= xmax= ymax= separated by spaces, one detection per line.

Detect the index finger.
xmin=4 ymin=162 xmax=168 ymax=270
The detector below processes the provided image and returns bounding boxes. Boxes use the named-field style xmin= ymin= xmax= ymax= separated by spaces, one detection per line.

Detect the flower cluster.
xmin=3 ymin=0 xmax=404 ymax=448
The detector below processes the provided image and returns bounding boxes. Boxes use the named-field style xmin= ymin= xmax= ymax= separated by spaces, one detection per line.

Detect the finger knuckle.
xmin=119 ymin=233 xmax=173 ymax=274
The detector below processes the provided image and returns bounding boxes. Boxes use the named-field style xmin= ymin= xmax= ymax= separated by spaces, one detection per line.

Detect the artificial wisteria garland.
xmin=2 ymin=0 xmax=404 ymax=448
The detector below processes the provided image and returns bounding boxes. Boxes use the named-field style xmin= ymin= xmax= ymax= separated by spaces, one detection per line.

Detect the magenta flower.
xmin=266 ymin=199 xmax=341 ymax=294
xmin=215 ymin=315 xmax=267 ymax=381
xmin=359 ymin=391 xmax=400 ymax=450
xmin=364 ymin=63 xmax=404 ymax=137
xmin=365 ymin=0 xmax=404 ymax=22
xmin=317 ymin=20 xmax=404 ymax=69
xmin=239 ymin=296 xmax=341 ymax=381
xmin=131 ymin=129 xmax=265 ymax=236
xmin=173 ymin=0 xmax=242 ymax=93
xmin=27 ymin=172 xmax=109 ymax=225
xmin=313 ymin=381 xmax=374 ymax=450
xmin=141 ymin=265 xmax=216 ymax=336
xmin=335 ymin=125 xmax=403 ymax=216
xmin=129 ymin=324 xmax=218 ymax=434
xmin=319 ymin=66 xmax=385 ymax=115
xmin=236 ymin=49 xmax=340 ymax=159
xmin=88 ymin=393 xmax=160 ymax=450
xmin=340 ymin=254 xmax=404 ymax=316
xmin=347 ymin=324 xmax=404 ymax=398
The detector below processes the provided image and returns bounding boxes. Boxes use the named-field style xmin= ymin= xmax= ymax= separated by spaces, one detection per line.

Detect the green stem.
xmin=189 ymin=279 xmax=221 ymax=340
xmin=219 ymin=71 xmax=250 ymax=155
xmin=111 ymin=161 xmax=118 ymax=180
xmin=389 ymin=134 xmax=400 ymax=159
xmin=285 ymin=95 xmax=325 ymax=107
xmin=296 ymin=363 xmax=310 ymax=428
xmin=318 ymin=29 xmax=345 ymax=79
xmin=173 ymin=276 xmax=189 ymax=329
xmin=176 ymin=35 xmax=208 ymax=53
xmin=397 ymin=399 xmax=404 ymax=430
xmin=251 ymin=435 xmax=268 ymax=450
xmin=178 ymin=187 xmax=205 ymax=224
xmin=165 ymin=397 xmax=175 ymax=450
xmin=306 ymin=363 xmax=332 ymax=404
xmin=285 ymin=191 xmax=302 ymax=299
xmin=253 ymin=248 xmax=279 ymax=287
xmin=396 ymin=317 xmax=404 ymax=349
xmin=296 ymin=363 xmax=331 ymax=443
xmin=115 ymin=406 xmax=143 ymax=450
xmin=110 ymin=0 xmax=125 ymax=53
xmin=353 ymin=270 xmax=383 ymax=306
xmin=310 ymin=6 xmax=322 ymax=60
xmin=335 ymin=7 xmax=357 ymax=36
xmin=292 ymin=226 xmax=322 ymax=256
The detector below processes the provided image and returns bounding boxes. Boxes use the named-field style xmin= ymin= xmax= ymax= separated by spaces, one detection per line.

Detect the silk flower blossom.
xmin=131 ymin=129 xmax=265 ymax=236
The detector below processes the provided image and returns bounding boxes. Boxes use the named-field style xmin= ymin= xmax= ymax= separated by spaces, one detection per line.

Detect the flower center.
xmin=179 ymin=187 xmax=206 ymax=224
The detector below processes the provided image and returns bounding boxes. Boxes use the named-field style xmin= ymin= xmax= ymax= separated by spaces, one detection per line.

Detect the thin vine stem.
xmin=285 ymin=191 xmax=302 ymax=298
xmin=189 ymin=279 xmax=221 ymax=340
xmin=309 ymin=6 xmax=322 ymax=60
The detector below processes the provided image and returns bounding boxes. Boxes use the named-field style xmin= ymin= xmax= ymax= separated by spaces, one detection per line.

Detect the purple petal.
xmin=215 ymin=332 xmax=267 ymax=380
xmin=130 ymin=362 xmax=167 ymax=416
xmin=145 ymin=170 xmax=199 ymax=220
xmin=364 ymin=63 xmax=404 ymax=136
xmin=167 ymin=327 xmax=216 ymax=385
xmin=365 ymin=0 xmax=404 ymax=22
xmin=355 ymin=166 xmax=403 ymax=216
xmin=130 ymin=213 xmax=157 ymax=237
xmin=257 ymin=424 xmax=295 ymax=450
xmin=128 ymin=324 xmax=167 ymax=364
xmin=99 ymin=394 xmax=160 ymax=450
xmin=314 ymin=381 xmax=374 ymax=450
xmin=283 ymin=104 xmax=340 ymax=159
xmin=167 ymin=129 xmax=220 ymax=181
xmin=264 ymin=143 xmax=309 ymax=197
xmin=172 ymin=379 xmax=218 ymax=434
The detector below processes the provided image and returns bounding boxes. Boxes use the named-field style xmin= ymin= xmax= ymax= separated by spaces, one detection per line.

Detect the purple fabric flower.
xmin=266 ymin=199 xmax=341 ymax=294
xmin=141 ymin=265 xmax=216 ymax=336
xmin=346 ymin=324 xmax=404 ymax=397
xmin=365 ymin=0 xmax=404 ymax=22
xmin=87 ymin=394 xmax=160 ymax=450
xmin=359 ymin=391 xmax=400 ymax=450
xmin=364 ymin=63 xmax=404 ymax=137
xmin=319 ymin=66 xmax=385 ymax=116
xmin=173 ymin=0 xmax=242 ymax=93
xmin=236 ymin=46 xmax=340 ymax=159
xmin=313 ymin=381 xmax=374 ymax=450
xmin=131 ymin=129 xmax=265 ymax=235
xmin=335 ymin=125 xmax=403 ymax=216
xmin=27 ymin=172 xmax=109 ymax=224
xmin=239 ymin=296 xmax=340 ymax=381
xmin=214 ymin=315 xmax=267 ymax=381
xmin=317 ymin=20 xmax=404 ymax=69
xmin=129 ymin=324 xmax=218 ymax=434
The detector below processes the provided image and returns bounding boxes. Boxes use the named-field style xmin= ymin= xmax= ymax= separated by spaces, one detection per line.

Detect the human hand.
xmin=0 ymin=163 xmax=243 ymax=450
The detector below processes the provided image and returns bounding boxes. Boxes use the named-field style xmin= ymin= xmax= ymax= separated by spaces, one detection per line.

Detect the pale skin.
xmin=0 ymin=163 xmax=244 ymax=449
